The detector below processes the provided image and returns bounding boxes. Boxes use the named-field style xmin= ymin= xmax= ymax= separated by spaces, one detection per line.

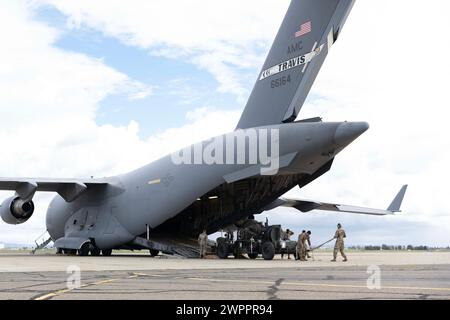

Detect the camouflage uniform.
xmin=305 ymin=232 xmax=312 ymax=258
xmin=299 ymin=232 xmax=308 ymax=261
xmin=332 ymin=227 xmax=347 ymax=261
xmin=198 ymin=231 xmax=208 ymax=258
xmin=296 ymin=232 xmax=304 ymax=260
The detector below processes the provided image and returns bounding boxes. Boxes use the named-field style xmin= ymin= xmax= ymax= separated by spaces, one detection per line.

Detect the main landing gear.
xmin=56 ymin=244 xmax=113 ymax=257
xmin=149 ymin=249 xmax=160 ymax=257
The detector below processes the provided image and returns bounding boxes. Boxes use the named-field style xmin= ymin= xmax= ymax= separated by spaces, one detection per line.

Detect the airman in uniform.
xmin=281 ymin=229 xmax=294 ymax=260
xmin=305 ymin=230 xmax=312 ymax=259
xmin=198 ymin=229 xmax=208 ymax=259
xmin=331 ymin=223 xmax=347 ymax=262
xmin=298 ymin=230 xmax=311 ymax=261
xmin=296 ymin=230 xmax=305 ymax=260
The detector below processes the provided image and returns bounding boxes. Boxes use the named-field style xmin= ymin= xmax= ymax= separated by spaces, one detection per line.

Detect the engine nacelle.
xmin=1 ymin=196 xmax=35 ymax=225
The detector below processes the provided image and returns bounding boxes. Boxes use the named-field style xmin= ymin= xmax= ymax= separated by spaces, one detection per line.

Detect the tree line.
xmin=348 ymin=245 xmax=450 ymax=251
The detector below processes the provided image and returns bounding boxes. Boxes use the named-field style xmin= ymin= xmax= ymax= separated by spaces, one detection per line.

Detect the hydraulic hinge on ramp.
xmin=132 ymin=237 xmax=175 ymax=254
xmin=132 ymin=237 xmax=200 ymax=258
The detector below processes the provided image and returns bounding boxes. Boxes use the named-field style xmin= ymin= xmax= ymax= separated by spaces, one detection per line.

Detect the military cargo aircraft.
xmin=0 ymin=0 xmax=407 ymax=257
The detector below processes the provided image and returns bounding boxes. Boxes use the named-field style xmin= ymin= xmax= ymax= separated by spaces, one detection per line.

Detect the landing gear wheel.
xmin=149 ymin=249 xmax=159 ymax=257
xmin=101 ymin=249 xmax=112 ymax=256
xmin=248 ymin=253 xmax=258 ymax=260
xmin=56 ymin=248 xmax=63 ymax=255
xmin=78 ymin=243 xmax=91 ymax=256
xmin=91 ymin=247 xmax=101 ymax=256
xmin=217 ymin=242 xmax=229 ymax=259
xmin=261 ymin=242 xmax=275 ymax=261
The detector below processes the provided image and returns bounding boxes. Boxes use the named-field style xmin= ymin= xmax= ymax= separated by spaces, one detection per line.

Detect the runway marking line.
xmin=33 ymin=273 xmax=143 ymax=300
xmin=33 ymin=272 xmax=450 ymax=300
xmin=186 ymin=277 xmax=450 ymax=293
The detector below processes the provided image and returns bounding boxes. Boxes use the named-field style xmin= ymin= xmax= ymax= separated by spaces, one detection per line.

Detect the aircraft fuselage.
xmin=46 ymin=121 xmax=368 ymax=250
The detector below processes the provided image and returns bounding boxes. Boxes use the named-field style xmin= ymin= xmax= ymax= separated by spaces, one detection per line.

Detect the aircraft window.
xmin=73 ymin=219 xmax=77 ymax=225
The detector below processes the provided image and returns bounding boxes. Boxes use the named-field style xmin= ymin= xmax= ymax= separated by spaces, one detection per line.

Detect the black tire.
xmin=91 ymin=247 xmax=101 ymax=256
xmin=261 ymin=242 xmax=275 ymax=260
xmin=56 ymin=248 xmax=63 ymax=255
xmin=268 ymin=227 xmax=280 ymax=243
xmin=216 ymin=237 xmax=226 ymax=244
xmin=78 ymin=243 xmax=91 ymax=256
xmin=233 ymin=248 xmax=241 ymax=259
xmin=149 ymin=249 xmax=159 ymax=257
xmin=101 ymin=249 xmax=112 ymax=256
xmin=248 ymin=253 xmax=258 ymax=259
xmin=217 ymin=242 xmax=229 ymax=259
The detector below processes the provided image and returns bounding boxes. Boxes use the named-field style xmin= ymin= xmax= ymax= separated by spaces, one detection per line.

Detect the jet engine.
xmin=1 ymin=196 xmax=35 ymax=225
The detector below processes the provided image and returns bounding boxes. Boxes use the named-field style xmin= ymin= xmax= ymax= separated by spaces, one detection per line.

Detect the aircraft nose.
xmin=334 ymin=122 xmax=369 ymax=146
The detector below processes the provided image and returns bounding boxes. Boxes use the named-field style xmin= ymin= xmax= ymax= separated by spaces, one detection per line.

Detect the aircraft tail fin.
xmin=387 ymin=185 xmax=408 ymax=212
xmin=236 ymin=0 xmax=355 ymax=130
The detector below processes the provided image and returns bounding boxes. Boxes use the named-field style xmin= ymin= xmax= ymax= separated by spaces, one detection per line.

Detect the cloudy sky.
xmin=1 ymin=0 xmax=449 ymax=247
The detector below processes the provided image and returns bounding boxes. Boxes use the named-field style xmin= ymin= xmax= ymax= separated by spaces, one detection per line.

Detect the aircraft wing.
xmin=267 ymin=185 xmax=408 ymax=216
xmin=0 ymin=177 xmax=109 ymax=202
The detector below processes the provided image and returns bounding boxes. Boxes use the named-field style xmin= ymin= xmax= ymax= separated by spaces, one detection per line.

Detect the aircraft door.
xmin=103 ymin=207 xmax=118 ymax=235
xmin=85 ymin=208 xmax=99 ymax=230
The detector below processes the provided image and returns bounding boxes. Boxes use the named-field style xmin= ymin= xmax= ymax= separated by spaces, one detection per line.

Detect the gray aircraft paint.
xmin=0 ymin=0 xmax=406 ymax=253
xmin=237 ymin=0 xmax=355 ymax=129
xmin=46 ymin=121 xmax=367 ymax=249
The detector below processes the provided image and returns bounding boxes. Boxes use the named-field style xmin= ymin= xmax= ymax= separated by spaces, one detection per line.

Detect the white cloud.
xmin=296 ymin=0 xmax=450 ymax=218
xmin=0 ymin=1 xmax=240 ymax=244
xmin=1 ymin=0 xmax=450 ymax=246
xmin=241 ymin=0 xmax=449 ymax=246
xmin=37 ymin=0 xmax=289 ymax=102
xmin=126 ymin=83 xmax=154 ymax=101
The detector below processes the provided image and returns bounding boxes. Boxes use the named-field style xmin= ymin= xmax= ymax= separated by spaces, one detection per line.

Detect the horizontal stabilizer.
xmin=266 ymin=185 xmax=408 ymax=216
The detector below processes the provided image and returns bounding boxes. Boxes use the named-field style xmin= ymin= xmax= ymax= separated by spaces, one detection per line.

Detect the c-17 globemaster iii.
xmin=0 ymin=0 xmax=407 ymax=257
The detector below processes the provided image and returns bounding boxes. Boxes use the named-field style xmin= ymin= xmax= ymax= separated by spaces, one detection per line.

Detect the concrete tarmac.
xmin=0 ymin=251 xmax=449 ymax=300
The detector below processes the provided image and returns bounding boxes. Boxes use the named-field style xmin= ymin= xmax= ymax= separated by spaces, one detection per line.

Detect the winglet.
xmin=387 ymin=185 xmax=408 ymax=212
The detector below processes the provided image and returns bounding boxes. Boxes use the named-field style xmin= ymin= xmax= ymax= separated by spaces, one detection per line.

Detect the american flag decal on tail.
xmin=295 ymin=21 xmax=312 ymax=38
